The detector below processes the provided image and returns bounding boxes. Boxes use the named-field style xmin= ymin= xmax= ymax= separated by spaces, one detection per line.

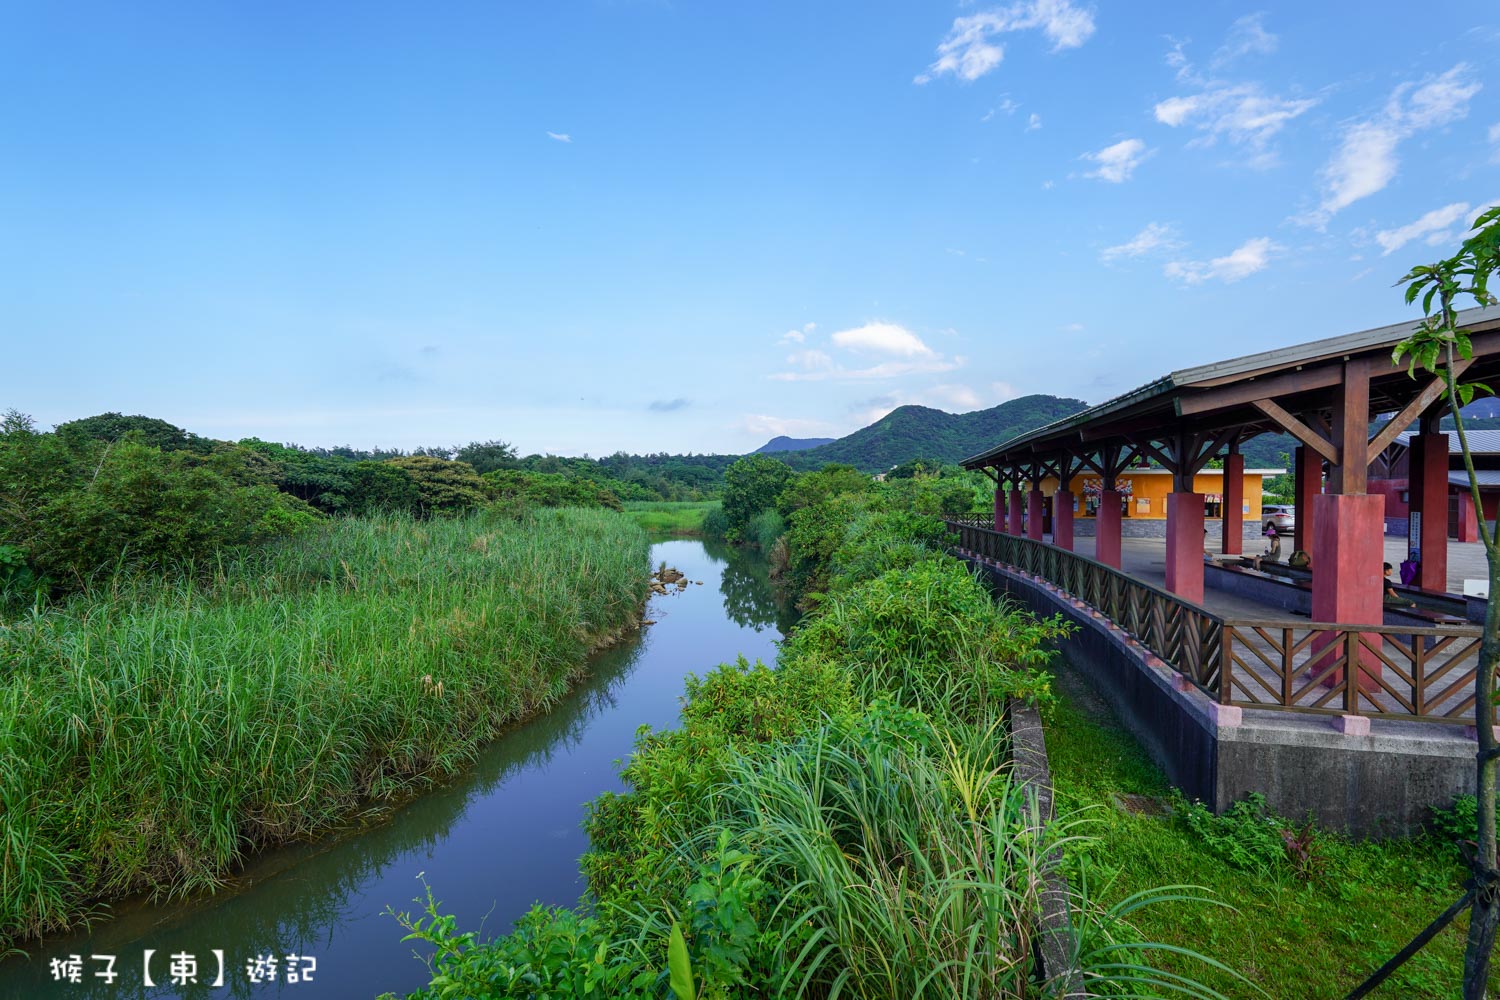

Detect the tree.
xmin=456 ymin=439 xmax=519 ymax=474
xmin=1391 ymin=205 xmax=1500 ymax=999
xmin=720 ymin=455 xmax=794 ymax=542
xmin=384 ymin=455 xmax=490 ymax=516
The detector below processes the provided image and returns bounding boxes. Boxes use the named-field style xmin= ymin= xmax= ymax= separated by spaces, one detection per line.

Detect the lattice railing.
xmin=946 ymin=519 xmax=1488 ymax=725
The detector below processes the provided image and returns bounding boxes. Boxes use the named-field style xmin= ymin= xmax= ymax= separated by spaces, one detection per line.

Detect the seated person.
xmin=1384 ymin=562 xmax=1416 ymax=605
xmin=1265 ymin=524 xmax=1282 ymax=561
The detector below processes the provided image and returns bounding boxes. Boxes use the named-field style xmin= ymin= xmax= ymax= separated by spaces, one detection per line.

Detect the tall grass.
xmin=0 ymin=508 xmax=649 ymax=948
xmin=622 ymin=501 xmax=718 ymax=535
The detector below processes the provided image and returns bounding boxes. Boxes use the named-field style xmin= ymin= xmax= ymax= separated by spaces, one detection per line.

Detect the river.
xmin=0 ymin=537 xmax=795 ymax=1000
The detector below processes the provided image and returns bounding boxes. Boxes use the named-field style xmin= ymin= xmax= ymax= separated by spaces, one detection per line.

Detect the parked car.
xmin=1263 ymin=504 xmax=1295 ymax=535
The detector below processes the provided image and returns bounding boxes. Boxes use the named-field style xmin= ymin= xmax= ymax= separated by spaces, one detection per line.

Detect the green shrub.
xmin=747 ymin=509 xmax=785 ymax=551
xmin=700 ymin=505 xmax=730 ymax=540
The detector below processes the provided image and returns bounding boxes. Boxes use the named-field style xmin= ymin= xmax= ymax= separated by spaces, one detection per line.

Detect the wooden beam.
xmin=1365 ymin=361 xmax=1472 ymax=466
xmin=1128 ymin=436 xmax=1176 ymax=471
xmin=1176 ymin=365 xmax=1345 ymax=416
xmin=1329 ymin=363 xmax=1371 ymax=494
xmin=1251 ymin=398 xmax=1340 ymax=464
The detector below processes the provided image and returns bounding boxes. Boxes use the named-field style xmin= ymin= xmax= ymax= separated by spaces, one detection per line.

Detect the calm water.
xmin=1 ymin=538 xmax=795 ymax=1000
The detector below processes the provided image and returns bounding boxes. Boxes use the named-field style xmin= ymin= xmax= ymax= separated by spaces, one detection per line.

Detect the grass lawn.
xmin=1044 ymin=662 xmax=1483 ymax=999
xmin=622 ymin=500 xmax=717 ymax=535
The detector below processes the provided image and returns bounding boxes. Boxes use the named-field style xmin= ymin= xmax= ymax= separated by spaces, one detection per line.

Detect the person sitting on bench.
xmin=1384 ymin=562 xmax=1415 ymax=606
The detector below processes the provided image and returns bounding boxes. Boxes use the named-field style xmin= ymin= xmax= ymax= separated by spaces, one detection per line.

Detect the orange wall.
xmin=1035 ymin=471 xmax=1265 ymax=522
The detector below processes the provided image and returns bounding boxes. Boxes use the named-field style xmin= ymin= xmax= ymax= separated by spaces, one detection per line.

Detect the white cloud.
xmin=1165 ymin=236 xmax=1280 ymax=284
xmin=831 ymin=321 xmax=935 ymax=357
xmin=1101 ymin=222 xmax=1185 ymax=262
xmin=546 ymin=131 xmax=572 ymax=143
xmin=778 ymin=329 xmax=806 ymax=344
xmin=770 ymin=357 xmax=965 ymax=383
xmin=784 ymin=349 xmax=835 ymax=371
xmin=1153 ymin=84 xmax=1317 ymax=161
xmin=1375 ymin=202 xmax=1472 ymax=256
xmin=1211 ymin=12 xmax=1277 ymax=68
xmin=983 ymin=96 xmax=1022 ymax=121
xmin=1026 ymin=112 xmax=1042 ymax=131
xmin=1082 ymin=138 xmax=1151 ymax=183
xmin=739 ymin=414 xmax=836 ymax=438
xmin=915 ymin=0 xmax=1096 ymax=84
xmin=1302 ymin=64 xmax=1481 ymax=227
xmin=1059 ymin=322 xmax=1085 ymax=332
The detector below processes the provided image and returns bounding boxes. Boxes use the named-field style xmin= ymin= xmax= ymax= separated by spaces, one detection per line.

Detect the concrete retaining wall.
xmin=964 ymin=554 xmax=1476 ymax=836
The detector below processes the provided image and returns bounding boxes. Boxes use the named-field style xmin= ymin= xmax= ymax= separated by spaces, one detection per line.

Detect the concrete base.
xmin=962 ymin=553 xmax=1476 ymax=835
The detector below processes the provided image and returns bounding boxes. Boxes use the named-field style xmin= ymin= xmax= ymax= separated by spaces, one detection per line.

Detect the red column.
xmin=1457 ymin=490 xmax=1480 ymax=543
xmin=1026 ymin=488 xmax=1045 ymax=541
xmin=993 ymin=484 xmax=1004 ymax=532
xmin=1096 ymin=488 xmax=1122 ymax=568
xmin=1293 ymin=446 xmax=1320 ymax=554
xmin=1310 ymin=493 xmax=1385 ymax=689
xmin=1164 ymin=491 xmax=1205 ymax=603
xmin=1221 ymin=453 xmax=1244 ymax=555
xmin=1054 ymin=490 xmax=1075 ymax=550
xmin=1412 ymin=433 xmax=1449 ymax=591
xmin=1007 ymin=488 xmax=1023 ymax=535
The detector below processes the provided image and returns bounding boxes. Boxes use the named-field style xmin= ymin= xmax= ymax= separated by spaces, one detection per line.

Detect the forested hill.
xmin=791 ymin=394 xmax=1089 ymax=472
xmin=753 ymin=435 xmax=836 ymax=454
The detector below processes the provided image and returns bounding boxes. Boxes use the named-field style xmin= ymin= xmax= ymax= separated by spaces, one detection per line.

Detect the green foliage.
xmin=454 ymin=439 xmax=518 ymax=474
xmin=55 ymin=411 xmax=210 ymax=453
xmin=385 ymin=455 xmax=491 ymax=516
xmin=622 ymin=501 xmax=717 ymax=536
xmin=719 ymin=455 xmax=793 ymax=541
xmin=0 ymin=417 xmax=320 ymax=591
xmin=0 ymin=510 xmax=649 ymax=947
xmin=1431 ymin=794 xmax=1480 ymax=855
xmin=483 ymin=469 xmax=624 ymax=512
xmin=773 ymin=462 xmax=869 ymax=520
xmin=699 ymin=505 xmax=729 ymax=540
xmin=1173 ymin=792 xmax=1296 ymax=876
xmin=746 ymin=509 xmax=785 ymax=552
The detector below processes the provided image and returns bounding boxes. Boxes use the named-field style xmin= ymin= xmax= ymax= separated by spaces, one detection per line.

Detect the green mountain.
xmin=787 ymin=394 xmax=1090 ymax=472
xmin=754 ymin=435 xmax=837 ymax=454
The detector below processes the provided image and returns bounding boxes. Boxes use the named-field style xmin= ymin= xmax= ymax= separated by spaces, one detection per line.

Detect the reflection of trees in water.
xmin=702 ymin=538 xmax=799 ymax=635
xmin=0 ymin=632 xmax=650 ymax=1000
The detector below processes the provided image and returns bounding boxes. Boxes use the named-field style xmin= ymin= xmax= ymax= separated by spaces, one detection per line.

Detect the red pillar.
xmin=1412 ymin=433 xmax=1449 ymax=591
xmin=1310 ymin=493 xmax=1386 ymax=689
xmin=993 ymin=484 xmax=1004 ymax=532
xmin=1026 ymin=488 xmax=1045 ymax=541
xmin=1457 ymin=490 xmax=1480 ymax=543
xmin=1164 ymin=491 xmax=1205 ymax=603
xmin=1007 ymin=488 xmax=1023 ymax=535
xmin=1221 ymin=453 xmax=1244 ymax=555
xmin=1293 ymin=446 xmax=1320 ymax=554
xmin=1096 ymin=488 xmax=1122 ymax=568
xmin=1054 ymin=490 xmax=1074 ymax=550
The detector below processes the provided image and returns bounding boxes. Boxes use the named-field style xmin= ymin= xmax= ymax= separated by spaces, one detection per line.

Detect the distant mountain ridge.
xmin=760 ymin=395 xmax=1091 ymax=473
xmin=754 ymin=435 xmax=837 ymax=454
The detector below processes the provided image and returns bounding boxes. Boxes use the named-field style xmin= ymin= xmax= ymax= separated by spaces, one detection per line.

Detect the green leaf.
xmin=667 ymin=919 xmax=696 ymax=1000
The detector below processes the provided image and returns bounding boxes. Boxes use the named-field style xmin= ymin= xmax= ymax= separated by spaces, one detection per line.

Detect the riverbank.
xmin=0 ymin=508 xmax=649 ymax=950
xmin=622 ymin=500 xmax=717 ymax=535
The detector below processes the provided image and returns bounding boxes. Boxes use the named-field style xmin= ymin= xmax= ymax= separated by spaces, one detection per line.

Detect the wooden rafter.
xmin=1250 ymin=399 xmax=1340 ymax=464
xmin=1364 ymin=361 xmax=1473 ymax=466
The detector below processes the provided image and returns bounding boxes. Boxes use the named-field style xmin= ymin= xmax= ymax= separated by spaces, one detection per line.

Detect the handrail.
xmin=944 ymin=518 xmax=1487 ymax=725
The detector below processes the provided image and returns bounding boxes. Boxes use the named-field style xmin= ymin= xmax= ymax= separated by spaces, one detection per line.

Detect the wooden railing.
xmin=946 ymin=520 xmax=1487 ymax=725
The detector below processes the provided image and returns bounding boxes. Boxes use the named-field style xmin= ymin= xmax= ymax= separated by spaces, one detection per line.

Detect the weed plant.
xmin=0 ymin=508 xmax=649 ymax=948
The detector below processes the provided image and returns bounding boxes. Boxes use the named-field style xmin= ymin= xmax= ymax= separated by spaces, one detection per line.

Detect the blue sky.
xmin=3 ymin=2 xmax=1498 ymax=456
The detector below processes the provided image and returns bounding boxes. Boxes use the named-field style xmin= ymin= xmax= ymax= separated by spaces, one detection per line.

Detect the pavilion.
xmin=962 ymin=303 xmax=1500 ymax=628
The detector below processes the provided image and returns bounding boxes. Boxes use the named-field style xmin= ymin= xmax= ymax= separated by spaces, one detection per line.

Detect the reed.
xmin=0 ymin=508 xmax=649 ymax=947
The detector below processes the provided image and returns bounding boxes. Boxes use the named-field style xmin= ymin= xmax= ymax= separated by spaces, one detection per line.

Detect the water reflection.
xmin=1 ymin=540 xmax=792 ymax=1000
xmin=702 ymin=537 xmax=800 ymax=635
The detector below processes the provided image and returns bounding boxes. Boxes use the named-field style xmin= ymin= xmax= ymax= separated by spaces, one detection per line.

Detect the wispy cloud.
xmin=1082 ymin=138 xmax=1151 ymax=182
xmin=777 ymin=322 xmax=816 ymax=345
xmin=1101 ymin=222 xmax=1185 ymax=262
xmin=982 ymin=96 xmax=1022 ymax=121
xmin=739 ymin=414 xmax=837 ymax=439
xmin=546 ymin=131 xmax=572 ymax=143
xmin=1211 ymin=12 xmax=1277 ymax=69
xmin=1154 ymin=84 xmax=1317 ymax=166
xmin=1299 ymin=64 xmax=1482 ymax=227
xmin=1374 ymin=200 xmax=1499 ymax=256
xmin=1165 ymin=236 xmax=1280 ymax=284
xmin=915 ymin=0 xmax=1097 ymax=84
xmin=1026 ymin=112 xmax=1042 ymax=131
xmin=771 ymin=322 xmax=962 ymax=382
xmin=648 ymin=397 xmax=691 ymax=413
